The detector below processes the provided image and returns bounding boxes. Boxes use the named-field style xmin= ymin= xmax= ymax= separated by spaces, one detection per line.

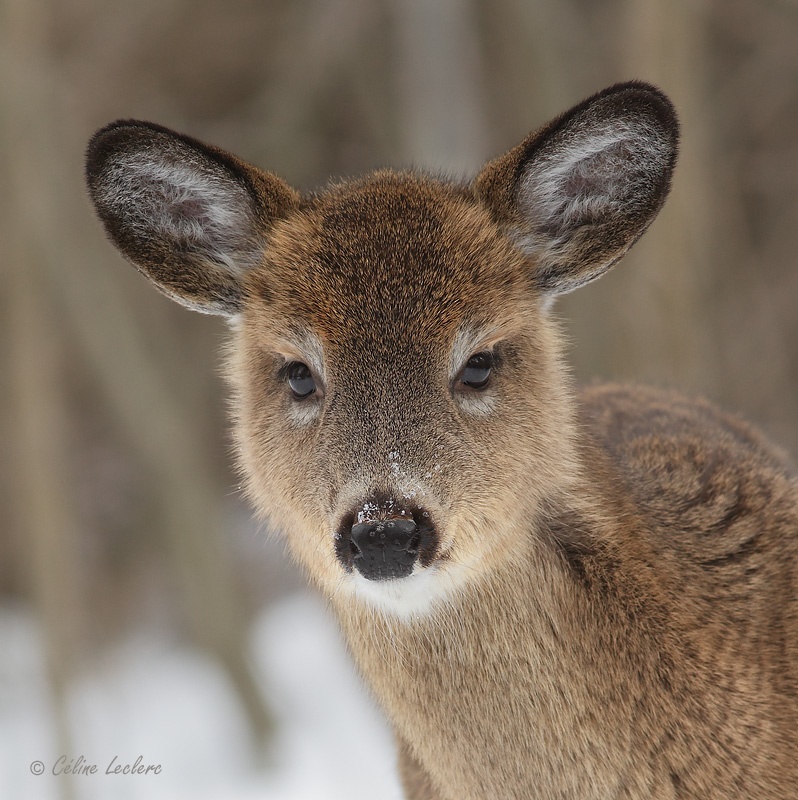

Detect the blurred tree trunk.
xmin=621 ymin=0 xmax=718 ymax=394
xmin=388 ymin=0 xmax=489 ymax=172
xmin=1 ymin=0 xmax=273 ymax=754
xmin=2 ymin=2 xmax=81 ymax=799
xmin=241 ymin=0 xmax=381 ymax=185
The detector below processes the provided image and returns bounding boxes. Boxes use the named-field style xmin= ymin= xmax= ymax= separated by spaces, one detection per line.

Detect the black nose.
xmin=349 ymin=518 xmax=420 ymax=581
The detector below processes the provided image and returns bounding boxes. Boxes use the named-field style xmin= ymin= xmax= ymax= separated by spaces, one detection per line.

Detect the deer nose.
xmin=349 ymin=518 xmax=420 ymax=581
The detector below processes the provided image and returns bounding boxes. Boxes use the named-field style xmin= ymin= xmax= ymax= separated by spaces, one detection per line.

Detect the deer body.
xmin=86 ymin=83 xmax=798 ymax=798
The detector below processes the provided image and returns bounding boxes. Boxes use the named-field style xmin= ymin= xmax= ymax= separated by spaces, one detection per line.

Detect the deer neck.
xmin=333 ymin=494 xmax=674 ymax=799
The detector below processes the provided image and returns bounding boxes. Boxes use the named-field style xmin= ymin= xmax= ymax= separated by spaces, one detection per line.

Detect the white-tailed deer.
xmin=86 ymin=82 xmax=798 ymax=799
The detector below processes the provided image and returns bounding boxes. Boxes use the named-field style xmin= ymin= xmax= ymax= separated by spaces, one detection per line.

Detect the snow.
xmin=0 ymin=594 xmax=403 ymax=800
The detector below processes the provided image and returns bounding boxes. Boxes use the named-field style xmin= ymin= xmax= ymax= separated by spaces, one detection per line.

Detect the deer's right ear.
xmin=85 ymin=121 xmax=299 ymax=316
xmin=474 ymin=82 xmax=678 ymax=298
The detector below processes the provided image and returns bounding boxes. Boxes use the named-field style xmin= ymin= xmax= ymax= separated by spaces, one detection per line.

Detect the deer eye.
xmin=285 ymin=361 xmax=316 ymax=399
xmin=459 ymin=352 xmax=493 ymax=390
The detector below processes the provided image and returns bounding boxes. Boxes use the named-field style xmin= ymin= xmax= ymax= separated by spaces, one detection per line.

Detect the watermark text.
xmin=30 ymin=755 xmax=162 ymax=777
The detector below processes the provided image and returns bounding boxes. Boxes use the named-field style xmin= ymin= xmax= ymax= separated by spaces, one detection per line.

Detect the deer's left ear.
xmin=474 ymin=82 xmax=678 ymax=297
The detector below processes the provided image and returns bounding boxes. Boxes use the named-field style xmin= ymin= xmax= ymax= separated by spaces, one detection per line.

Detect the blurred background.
xmin=1 ymin=0 xmax=797 ymax=798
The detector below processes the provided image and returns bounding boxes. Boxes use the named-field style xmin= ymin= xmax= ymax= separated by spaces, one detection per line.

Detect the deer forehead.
xmin=242 ymin=172 xmax=534 ymax=361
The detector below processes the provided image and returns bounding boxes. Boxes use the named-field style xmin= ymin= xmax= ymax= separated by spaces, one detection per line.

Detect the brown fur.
xmin=86 ymin=82 xmax=798 ymax=799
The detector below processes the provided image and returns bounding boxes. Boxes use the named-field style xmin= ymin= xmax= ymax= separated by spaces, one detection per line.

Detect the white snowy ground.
xmin=0 ymin=592 xmax=403 ymax=800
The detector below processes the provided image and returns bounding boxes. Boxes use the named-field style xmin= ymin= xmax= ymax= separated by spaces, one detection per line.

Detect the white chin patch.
xmin=346 ymin=566 xmax=455 ymax=619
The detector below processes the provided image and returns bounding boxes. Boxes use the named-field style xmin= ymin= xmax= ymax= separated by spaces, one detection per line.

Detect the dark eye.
xmin=285 ymin=361 xmax=316 ymax=399
xmin=459 ymin=352 xmax=493 ymax=390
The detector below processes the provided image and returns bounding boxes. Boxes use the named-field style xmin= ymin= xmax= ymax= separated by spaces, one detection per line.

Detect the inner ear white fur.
xmin=515 ymin=118 xmax=670 ymax=264
xmin=100 ymin=149 xmax=262 ymax=272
